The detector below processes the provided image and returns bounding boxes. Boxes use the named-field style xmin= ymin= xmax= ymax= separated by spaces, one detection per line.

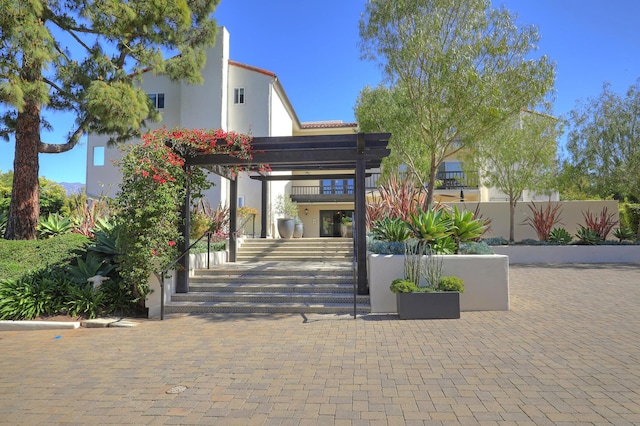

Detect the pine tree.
xmin=0 ymin=0 xmax=219 ymax=239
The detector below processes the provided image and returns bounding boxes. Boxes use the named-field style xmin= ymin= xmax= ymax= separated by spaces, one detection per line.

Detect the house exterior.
xmin=86 ymin=26 xmax=552 ymax=240
xmin=86 ymin=27 xmax=363 ymax=238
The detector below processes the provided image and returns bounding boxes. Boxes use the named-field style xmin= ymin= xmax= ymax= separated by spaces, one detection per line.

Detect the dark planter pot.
xmin=293 ymin=222 xmax=304 ymax=238
xmin=277 ymin=218 xmax=295 ymax=239
xmin=396 ymin=292 xmax=460 ymax=319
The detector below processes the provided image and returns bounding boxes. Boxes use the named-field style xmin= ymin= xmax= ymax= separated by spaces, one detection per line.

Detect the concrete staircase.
xmin=164 ymin=238 xmax=370 ymax=315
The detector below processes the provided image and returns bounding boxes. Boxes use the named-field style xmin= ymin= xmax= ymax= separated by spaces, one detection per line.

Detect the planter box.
xmin=492 ymin=245 xmax=640 ymax=264
xmin=396 ymin=292 xmax=460 ymax=319
xmin=368 ymin=254 xmax=509 ymax=314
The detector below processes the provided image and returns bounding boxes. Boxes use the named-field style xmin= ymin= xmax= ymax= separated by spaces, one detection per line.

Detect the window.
xmin=148 ymin=93 xmax=165 ymax=109
xmin=321 ymin=179 xmax=354 ymax=195
xmin=93 ymin=146 xmax=105 ymax=166
xmin=234 ymin=87 xmax=245 ymax=104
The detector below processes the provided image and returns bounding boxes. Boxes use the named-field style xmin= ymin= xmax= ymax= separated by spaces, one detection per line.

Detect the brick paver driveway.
xmin=1 ymin=264 xmax=639 ymax=425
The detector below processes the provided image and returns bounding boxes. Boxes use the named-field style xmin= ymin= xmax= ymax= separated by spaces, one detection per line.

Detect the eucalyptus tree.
xmin=0 ymin=0 xmax=219 ymax=239
xmin=357 ymin=0 xmax=556 ymax=207
xmin=466 ymin=110 xmax=560 ymax=241
xmin=563 ymin=79 xmax=640 ymax=202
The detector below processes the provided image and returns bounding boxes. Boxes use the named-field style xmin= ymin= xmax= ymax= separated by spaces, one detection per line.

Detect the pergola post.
xmin=177 ymin=170 xmax=190 ymax=293
xmin=355 ymin=133 xmax=368 ymax=295
xmin=229 ymin=177 xmax=238 ymax=262
xmin=261 ymin=179 xmax=268 ymax=238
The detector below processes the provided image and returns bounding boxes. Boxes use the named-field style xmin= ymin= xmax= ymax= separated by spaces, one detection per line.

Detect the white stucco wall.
xmin=227 ymin=65 xmax=271 ymax=136
xmin=179 ymin=28 xmax=227 ymax=130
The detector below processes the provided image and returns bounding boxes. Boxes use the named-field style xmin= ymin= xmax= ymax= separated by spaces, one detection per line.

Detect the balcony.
xmin=289 ymin=171 xmax=478 ymax=203
xmin=435 ymin=171 xmax=479 ymax=190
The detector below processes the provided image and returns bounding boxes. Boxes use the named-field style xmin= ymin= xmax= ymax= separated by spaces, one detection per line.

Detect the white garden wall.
xmin=368 ymin=254 xmax=509 ymax=314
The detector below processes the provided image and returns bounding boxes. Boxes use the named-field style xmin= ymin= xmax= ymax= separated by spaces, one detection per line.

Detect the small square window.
xmin=148 ymin=93 xmax=165 ymax=109
xmin=93 ymin=146 xmax=105 ymax=166
xmin=234 ymin=87 xmax=245 ymax=104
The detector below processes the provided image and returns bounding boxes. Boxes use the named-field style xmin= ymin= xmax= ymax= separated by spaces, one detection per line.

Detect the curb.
xmin=0 ymin=321 xmax=81 ymax=331
xmin=0 ymin=318 xmax=140 ymax=331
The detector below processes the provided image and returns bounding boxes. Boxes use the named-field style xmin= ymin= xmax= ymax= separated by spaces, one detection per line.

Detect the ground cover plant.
xmin=0 ymin=220 xmax=144 ymax=320
xmin=367 ymin=205 xmax=488 ymax=255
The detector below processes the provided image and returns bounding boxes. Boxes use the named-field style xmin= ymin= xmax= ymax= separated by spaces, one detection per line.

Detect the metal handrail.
xmin=351 ymin=219 xmax=357 ymax=320
xmin=155 ymin=222 xmax=221 ymax=320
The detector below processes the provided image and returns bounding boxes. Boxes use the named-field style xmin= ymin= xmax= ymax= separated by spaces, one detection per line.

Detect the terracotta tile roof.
xmin=228 ymin=60 xmax=276 ymax=77
xmin=300 ymin=121 xmax=358 ymax=129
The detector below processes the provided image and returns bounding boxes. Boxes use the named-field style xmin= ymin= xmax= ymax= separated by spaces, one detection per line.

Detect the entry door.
xmin=319 ymin=210 xmax=353 ymax=237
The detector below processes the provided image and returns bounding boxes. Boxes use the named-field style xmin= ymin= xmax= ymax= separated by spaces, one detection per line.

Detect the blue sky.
xmin=1 ymin=0 xmax=638 ymax=183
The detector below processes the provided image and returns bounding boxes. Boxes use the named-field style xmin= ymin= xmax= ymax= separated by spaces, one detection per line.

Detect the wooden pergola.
xmin=179 ymin=132 xmax=391 ymax=295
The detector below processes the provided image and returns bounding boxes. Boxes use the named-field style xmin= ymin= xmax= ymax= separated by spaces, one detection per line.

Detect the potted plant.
xmin=275 ymin=194 xmax=299 ymax=239
xmin=340 ymin=216 xmax=353 ymax=238
xmin=293 ymin=217 xmax=304 ymax=238
xmin=389 ymin=242 xmax=464 ymax=319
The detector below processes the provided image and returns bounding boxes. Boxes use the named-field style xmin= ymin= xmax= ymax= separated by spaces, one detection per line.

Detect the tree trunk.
xmin=4 ymin=107 xmax=41 ymax=240
xmin=424 ymin=156 xmax=438 ymax=209
xmin=509 ymin=199 xmax=516 ymax=242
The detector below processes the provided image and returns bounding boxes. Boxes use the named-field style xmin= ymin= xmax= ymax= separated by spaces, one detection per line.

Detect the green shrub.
xmin=389 ymin=278 xmax=418 ymax=294
xmin=367 ymin=238 xmax=407 ymax=255
xmin=621 ymin=204 xmax=640 ymax=236
xmin=0 ymin=267 xmax=72 ymax=320
xmin=0 ymin=233 xmax=89 ymax=281
xmin=66 ymin=284 xmax=105 ymax=319
xmin=438 ymin=276 xmax=464 ymax=292
xmin=0 ymin=211 xmax=6 ymax=236
xmin=549 ymin=227 xmax=572 ymax=245
xmin=482 ymin=237 xmax=509 ymax=246
xmin=98 ymin=278 xmax=138 ymax=316
xmin=190 ymin=209 xmax=212 ymax=239
xmin=459 ymin=241 xmax=494 ymax=255
xmin=190 ymin=239 xmax=226 ymax=254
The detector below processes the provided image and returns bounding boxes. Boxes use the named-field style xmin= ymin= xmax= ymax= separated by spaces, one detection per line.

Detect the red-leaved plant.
xmin=582 ymin=207 xmax=618 ymax=241
xmin=524 ymin=202 xmax=563 ymax=241
xmin=366 ymin=174 xmax=427 ymax=228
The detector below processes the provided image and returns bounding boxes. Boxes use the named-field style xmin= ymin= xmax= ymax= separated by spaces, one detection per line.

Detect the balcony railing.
xmin=289 ymin=171 xmax=478 ymax=202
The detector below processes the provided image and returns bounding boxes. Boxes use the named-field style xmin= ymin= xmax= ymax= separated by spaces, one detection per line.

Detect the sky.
xmin=1 ymin=0 xmax=639 ymax=184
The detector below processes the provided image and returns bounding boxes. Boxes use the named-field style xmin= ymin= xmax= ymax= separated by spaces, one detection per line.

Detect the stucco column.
xmin=229 ymin=177 xmax=238 ymax=262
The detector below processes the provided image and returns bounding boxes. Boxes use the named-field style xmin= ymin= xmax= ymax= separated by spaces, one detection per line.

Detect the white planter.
xmin=188 ymin=251 xmax=227 ymax=273
xmin=492 ymin=245 xmax=640 ymax=264
xmin=368 ymin=254 xmax=510 ymax=314
xmin=146 ymin=270 xmax=176 ymax=320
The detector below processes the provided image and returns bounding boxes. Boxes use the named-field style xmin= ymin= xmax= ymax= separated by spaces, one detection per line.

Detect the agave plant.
xmin=38 ymin=214 xmax=74 ymax=238
xmin=575 ymin=226 xmax=601 ymax=245
xmin=549 ymin=227 xmax=572 ymax=245
xmin=370 ymin=217 xmax=411 ymax=242
xmin=67 ymin=255 xmax=116 ymax=285
xmin=613 ymin=227 xmax=635 ymax=242
xmin=446 ymin=206 xmax=487 ymax=254
xmin=408 ymin=208 xmax=453 ymax=246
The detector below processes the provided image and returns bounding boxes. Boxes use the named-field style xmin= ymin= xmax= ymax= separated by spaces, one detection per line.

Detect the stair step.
xmin=164 ymin=301 xmax=370 ymax=315
xmin=172 ymin=292 xmax=369 ymax=303
xmin=189 ymin=283 xmax=355 ymax=293
xmin=190 ymin=275 xmax=354 ymax=284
